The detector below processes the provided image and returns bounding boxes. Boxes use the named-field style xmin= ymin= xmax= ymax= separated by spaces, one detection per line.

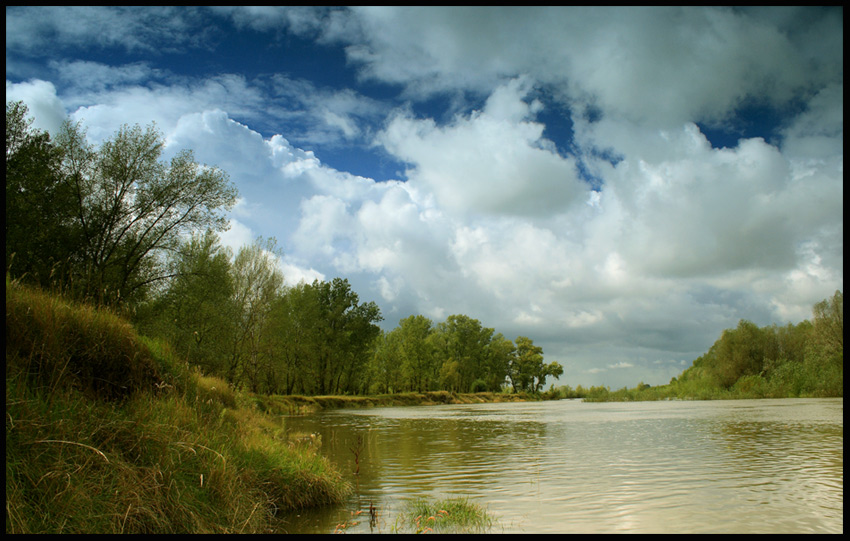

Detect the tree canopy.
xmin=6 ymin=101 xmax=238 ymax=307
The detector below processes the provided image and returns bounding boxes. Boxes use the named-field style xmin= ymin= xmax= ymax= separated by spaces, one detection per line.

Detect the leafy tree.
xmin=228 ymin=237 xmax=285 ymax=391
xmin=269 ymin=278 xmax=382 ymax=395
xmin=510 ymin=336 xmax=543 ymax=392
xmin=265 ymin=282 xmax=321 ymax=394
xmin=137 ymin=230 xmax=237 ymax=377
xmin=6 ymin=101 xmax=77 ymax=286
xmin=812 ymin=290 xmax=843 ymax=363
xmin=396 ymin=315 xmax=438 ymax=392
xmin=439 ymin=359 xmax=463 ymax=393
xmin=433 ymin=315 xmax=494 ymax=393
xmin=52 ymin=117 xmax=237 ymax=307
xmin=313 ymin=278 xmax=383 ymax=395
xmin=711 ymin=320 xmax=765 ymax=388
xmin=370 ymin=329 xmax=404 ymax=394
xmin=509 ymin=336 xmax=562 ymax=393
xmin=539 ymin=361 xmax=565 ymax=393
xmin=484 ymin=333 xmax=515 ymax=392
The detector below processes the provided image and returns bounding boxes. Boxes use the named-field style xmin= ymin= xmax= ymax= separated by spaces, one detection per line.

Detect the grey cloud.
xmin=324 ymin=7 xmax=841 ymax=126
xmin=6 ymin=6 xmax=210 ymax=54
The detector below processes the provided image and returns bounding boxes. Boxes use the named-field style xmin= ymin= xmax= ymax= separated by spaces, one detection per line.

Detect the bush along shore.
xmin=5 ymin=278 xmax=539 ymax=533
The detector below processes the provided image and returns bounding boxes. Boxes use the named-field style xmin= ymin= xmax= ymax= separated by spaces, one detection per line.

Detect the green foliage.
xmin=397 ymin=315 xmax=439 ymax=392
xmin=433 ymin=315 xmax=495 ymax=393
xmin=6 ymin=102 xmax=77 ymax=288
xmin=135 ymin=230 xmax=237 ymax=377
xmin=312 ymin=278 xmax=383 ymax=395
xmin=509 ymin=336 xmax=562 ymax=393
xmin=811 ymin=290 xmax=843 ymax=366
xmin=369 ymin=330 xmax=404 ymax=394
xmin=710 ymin=319 xmax=766 ymax=388
xmin=228 ymin=237 xmax=286 ymax=392
xmin=486 ymin=333 xmax=516 ymax=392
xmin=370 ymin=316 xmax=439 ymax=394
xmin=262 ymin=277 xmax=383 ymax=396
xmin=368 ymin=314 xmax=562 ymax=397
xmin=5 ymin=101 xmax=238 ymax=309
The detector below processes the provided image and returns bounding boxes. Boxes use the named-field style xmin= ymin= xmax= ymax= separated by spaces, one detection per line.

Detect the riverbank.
xmin=6 ymin=280 xmax=352 ymax=534
xmin=249 ymin=389 xmax=540 ymax=415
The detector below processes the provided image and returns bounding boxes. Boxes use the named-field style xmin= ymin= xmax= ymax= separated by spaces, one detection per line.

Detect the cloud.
xmin=219 ymin=218 xmax=254 ymax=254
xmin=50 ymin=60 xmax=163 ymax=95
xmin=5 ymin=6 xmax=842 ymax=389
xmin=304 ymin=7 xmax=841 ymax=127
xmin=5 ymin=79 xmax=66 ymax=134
xmin=6 ymin=6 xmax=210 ymax=54
xmin=378 ymin=78 xmax=588 ymax=217
xmin=780 ymin=82 xmax=844 ymax=160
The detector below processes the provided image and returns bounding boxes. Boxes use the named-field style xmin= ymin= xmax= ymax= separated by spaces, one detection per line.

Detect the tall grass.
xmin=6 ymin=278 xmax=350 ymax=533
xmin=6 ymin=276 xmax=163 ymax=401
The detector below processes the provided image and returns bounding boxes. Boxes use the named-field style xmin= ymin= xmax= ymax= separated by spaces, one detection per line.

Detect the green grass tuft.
xmin=396 ymin=496 xmax=495 ymax=534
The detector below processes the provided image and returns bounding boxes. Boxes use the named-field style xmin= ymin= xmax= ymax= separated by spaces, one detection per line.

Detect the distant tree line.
xmin=7 ymin=101 xmax=561 ymax=396
xmin=133 ymin=226 xmax=562 ymax=395
xmin=571 ymin=290 xmax=843 ymax=401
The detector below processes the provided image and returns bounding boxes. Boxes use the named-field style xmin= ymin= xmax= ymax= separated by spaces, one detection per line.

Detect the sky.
xmin=6 ymin=6 xmax=843 ymax=389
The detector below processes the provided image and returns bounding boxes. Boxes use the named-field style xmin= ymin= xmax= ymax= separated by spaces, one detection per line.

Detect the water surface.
xmin=281 ymin=398 xmax=843 ymax=533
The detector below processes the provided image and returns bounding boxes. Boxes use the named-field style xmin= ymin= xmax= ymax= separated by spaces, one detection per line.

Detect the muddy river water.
xmin=281 ymin=398 xmax=842 ymax=533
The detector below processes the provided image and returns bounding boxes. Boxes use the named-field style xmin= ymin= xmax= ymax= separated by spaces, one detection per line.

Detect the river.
xmin=280 ymin=398 xmax=843 ymax=534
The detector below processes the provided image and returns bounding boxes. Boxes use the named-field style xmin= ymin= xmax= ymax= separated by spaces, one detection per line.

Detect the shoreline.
xmin=249 ymin=390 xmax=542 ymax=415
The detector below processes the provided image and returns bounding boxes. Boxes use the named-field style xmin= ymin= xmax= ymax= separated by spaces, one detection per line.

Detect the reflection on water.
xmin=281 ymin=398 xmax=843 ymax=534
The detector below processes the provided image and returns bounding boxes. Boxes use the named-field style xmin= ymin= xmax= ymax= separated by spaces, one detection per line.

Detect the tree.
xmin=396 ymin=315 xmax=437 ymax=392
xmin=6 ymin=101 xmax=77 ymax=286
xmin=265 ymin=282 xmax=323 ymax=394
xmin=812 ymin=290 xmax=843 ymax=363
xmin=484 ymin=333 xmax=515 ymax=392
xmin=53 ymin=118 xmax=237 ymax=307
xmin=712 ymin=320 xmax=766 ymax=388
xmin=137 ymin=230 xmax=237 ymax=377
xmin=269 ymin=278 xmax=382 ymax=395
xmin=433 ymin=315 xmax=494 ymax=393
xmin=539 ymin=361 xmax=565 ymax=392
xmin=509 ymin=336 xmax=561 ymax=393
xmin=228 ymin=238 xmax=286 ymax=391
xmin=313 ymin=278 xmax=383 ymax=395
xmin=510 ymin=336 xmax=542 ymax=392
xmin=370 ymin=329 xmax=404 ymax=394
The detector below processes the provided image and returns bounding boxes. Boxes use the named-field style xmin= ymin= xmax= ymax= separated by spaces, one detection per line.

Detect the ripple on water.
xmin=284 ymin=399 xmax=843 ymax=534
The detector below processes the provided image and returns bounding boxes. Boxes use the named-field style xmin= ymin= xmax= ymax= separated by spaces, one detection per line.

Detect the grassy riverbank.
xmin=6 ymin=280 xmax=350 ymax=534
xmin=5 ymin=279 xmax=535 ymax=533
